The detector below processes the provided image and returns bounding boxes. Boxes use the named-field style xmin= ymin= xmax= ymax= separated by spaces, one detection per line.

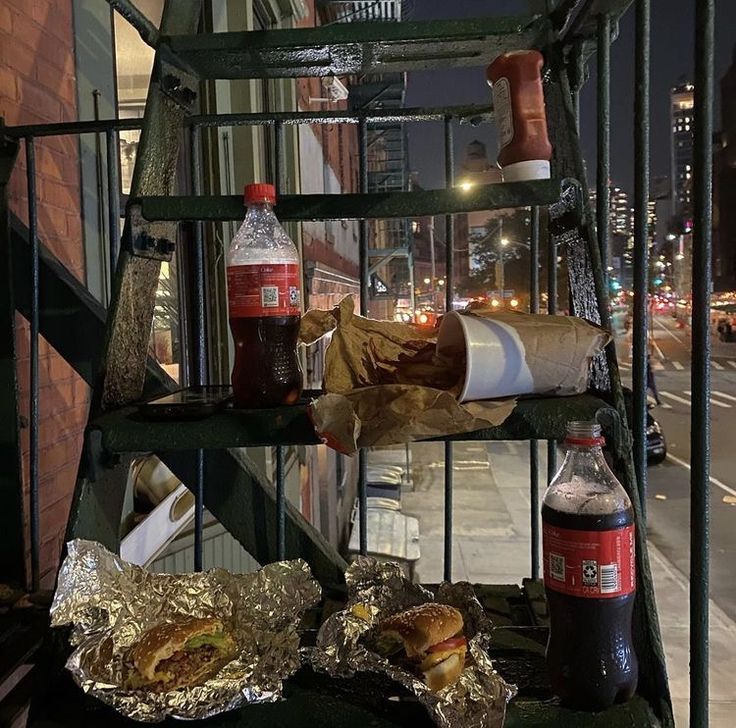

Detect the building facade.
xmin=670 ymin=81 xmax=695 ymax=222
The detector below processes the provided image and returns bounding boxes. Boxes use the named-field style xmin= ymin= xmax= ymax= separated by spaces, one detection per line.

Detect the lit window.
xmin=685 ymin=164 xmax=691 ymax=171
xmin=685 ymin=125 xmax=690 ymax=131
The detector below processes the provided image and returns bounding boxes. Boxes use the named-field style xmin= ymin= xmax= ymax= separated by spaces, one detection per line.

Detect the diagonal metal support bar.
xmin=106 ymin=0 xmax=160 ymax=49
xmin=97 ymin=0 xmax=201 ymax=412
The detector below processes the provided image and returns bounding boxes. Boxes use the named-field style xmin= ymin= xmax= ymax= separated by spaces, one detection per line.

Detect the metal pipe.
xmin=274 ymin=120 xmax=285 ymax=195
xmin=3 ymin=117 xmax=143 ymax=139
xmin=444 ymin=116 xmax=455 ymax=581
xmin=632 ymin=0 xmax=650 ymax=520
xmin=529 ymin=206 xmax=540 ymax=579
xmin=273 ymin=120 xmax=287 ymax=563
xmin=691 ymin=1 xmax=714 ymax=723
xmin=596 ymin=14 xmax=611 ymax=287
xmin=194 ymin=450 xmax=204 ymax=571
xmin=190 ymin=125 xmax=206 ymax=570
xmin=358 ymin=119 xmax=369 ymax=317
xmin=547 ymin=200 xmax=558 ymax=481
xmin=358 ymin=450 xmax=368 ymax=556
xmin=106 ymin=128 xmax=121 ymax=277
xmin=106 ymin=0 xmax=159 ymax=48
xmin=26 ymin=137 xmax=40 ymax=593
xmin=358 ymin=118 xmax=369 ymax=556
xmin=276 ymin=446 xmax=286 ymax=560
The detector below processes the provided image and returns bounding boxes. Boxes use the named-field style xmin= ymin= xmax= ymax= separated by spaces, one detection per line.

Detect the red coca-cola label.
xmin=543 ymin=522 xmax=636 ymax=598
xmin=227 ymin=263 xmax=300 ymax=317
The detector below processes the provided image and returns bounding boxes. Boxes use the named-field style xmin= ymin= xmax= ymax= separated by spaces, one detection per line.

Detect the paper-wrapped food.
xmin=302 ymin=297 xmax=610 ymax=453
xmin=50 ymin=540 xmax=321 ymax=722
xmin=310 ymin=558 xmax=516 ymax=728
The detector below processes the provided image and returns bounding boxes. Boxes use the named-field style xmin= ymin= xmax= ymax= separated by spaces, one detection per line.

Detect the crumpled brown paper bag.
xmin=301 ymin=298 xmax=513 ymax=453
xmin=300 ymin=297 xmax=610 ymax=454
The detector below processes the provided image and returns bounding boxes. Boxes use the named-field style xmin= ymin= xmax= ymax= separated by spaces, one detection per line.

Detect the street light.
xmin=423 ymin=277 xmax=431 ymax=285
xmin=437 ymin=279 xmax=445 ymax=286
xmin=501 ymin=238 xmax=509 ymax=246
xmin=459 ymin=180 xmax=474 ymax=192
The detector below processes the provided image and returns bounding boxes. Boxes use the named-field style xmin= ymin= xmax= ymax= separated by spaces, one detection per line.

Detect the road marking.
xmin=711 ymin=390 xmax=736 ymax=403
xmin=619 ymin=362 xmax=631 ymax=370
xmin=729 ymin=361 xmax=736 ymax=369
xmin=666 ymin=453 xmax=736 ymax=499
xmin=657 ymin=401 xmax=673 ymax=409
xmin=672 ymin=361 xmax=684 ymax=370
xmin=652 ymin=360 xmax=665 ymax=371
xmin=654 ymin=317 xmax=686 ymax=345
xmin=684 ymin=390 xmax=732 ymax=409
xmin=660 ymin=391 xmax=692 ymax=406
xmin=713 ymin=361 xmax=725 ymax=370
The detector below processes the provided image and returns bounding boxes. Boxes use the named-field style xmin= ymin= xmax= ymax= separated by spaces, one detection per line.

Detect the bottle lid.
xmin=501 ymin=159 xmax=551 ymax=182
xmin=244 ymin=183 xmax=276 ymax=205
xmin=565 ymin=420 xmax=605 ymax=447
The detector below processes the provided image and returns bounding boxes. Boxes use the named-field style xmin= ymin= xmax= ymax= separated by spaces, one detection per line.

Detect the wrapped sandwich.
xmin=378 ymin=603 xmax=467 ymax=692
xmin=126 ymin=616 xmax=236 ymax=691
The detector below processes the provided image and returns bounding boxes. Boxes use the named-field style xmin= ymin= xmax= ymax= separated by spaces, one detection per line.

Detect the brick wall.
xmin=0 ymin=0 xmax=88 ymax=588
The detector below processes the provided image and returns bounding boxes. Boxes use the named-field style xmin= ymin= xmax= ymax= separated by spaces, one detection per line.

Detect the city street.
xmin=617 ymin=314 xmax=736 ymax=622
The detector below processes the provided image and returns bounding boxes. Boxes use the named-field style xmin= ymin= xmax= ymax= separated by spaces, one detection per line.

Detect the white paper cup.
xmin=436 ymin=311 xmax=534 ymax=402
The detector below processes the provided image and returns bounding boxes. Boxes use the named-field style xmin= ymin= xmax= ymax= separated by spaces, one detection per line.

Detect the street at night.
xmin=617 ymin=315 xmax=736 ymax=621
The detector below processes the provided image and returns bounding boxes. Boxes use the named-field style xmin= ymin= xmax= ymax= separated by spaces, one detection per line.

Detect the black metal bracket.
xmin=126 ymin=203 xmax=176 ymax=261
xmin=159 ymin=53 xmax=199 ymax=112
xmin=548 ymin=177 xmax=584 ymax=236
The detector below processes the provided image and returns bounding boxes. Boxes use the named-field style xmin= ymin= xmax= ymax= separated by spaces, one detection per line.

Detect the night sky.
xmin=405 ymin=0 xmax=736 ymax=196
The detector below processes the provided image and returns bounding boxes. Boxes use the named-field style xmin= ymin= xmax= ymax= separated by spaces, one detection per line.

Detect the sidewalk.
xmin=392 ymin=440 xmax=736 ymax=727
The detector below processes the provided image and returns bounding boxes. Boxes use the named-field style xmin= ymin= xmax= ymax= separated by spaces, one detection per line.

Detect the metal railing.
xmin=0 ymin=0 xmax=718 ymax=723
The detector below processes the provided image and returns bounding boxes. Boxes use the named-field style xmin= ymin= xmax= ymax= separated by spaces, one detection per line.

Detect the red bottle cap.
xmin=244 ymin=183 xmax=276 ymax=205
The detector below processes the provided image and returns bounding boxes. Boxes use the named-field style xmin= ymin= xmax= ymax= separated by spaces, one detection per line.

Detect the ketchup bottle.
xmin=226 ymin=183 xmax=303 ymax=408
xmin=486 ymin=50 xmax=553 ymax=181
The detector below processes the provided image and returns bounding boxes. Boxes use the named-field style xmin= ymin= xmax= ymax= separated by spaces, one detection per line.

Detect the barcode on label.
xmin=261 ymin=286 xmax=279 ymax=307
xmin=599 ymin=564 xmax=619 ymax=594
xmin=550 ymin=553 xmax=565 ymax=581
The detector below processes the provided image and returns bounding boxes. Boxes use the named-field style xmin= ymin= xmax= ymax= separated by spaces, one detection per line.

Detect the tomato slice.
xmin=427 ymin=636 xmax=467 ymax=653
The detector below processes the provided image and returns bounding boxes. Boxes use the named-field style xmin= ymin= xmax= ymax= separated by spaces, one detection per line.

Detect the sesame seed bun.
xmin=379 ymin=603 xmax=463 ymax=658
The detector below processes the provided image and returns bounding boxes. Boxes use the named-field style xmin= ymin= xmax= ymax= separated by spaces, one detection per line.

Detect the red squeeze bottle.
xmin=486 ymin=50 xmax=553 ymax=182
xmin=226 ymin=183 xmax=303 ymax=408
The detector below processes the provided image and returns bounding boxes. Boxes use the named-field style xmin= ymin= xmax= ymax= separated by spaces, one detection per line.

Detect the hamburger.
xmin=378 ymin=603 xmax=467 ymax=692
xmin=126 ymin=616 xmax=236 ymax=691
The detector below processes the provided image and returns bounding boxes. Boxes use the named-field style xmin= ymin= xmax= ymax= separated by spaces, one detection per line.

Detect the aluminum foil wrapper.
xmin=310 ymin=558 xmax=516 ymax=727
xmin=50 ymin=540 xmax=321 ymax=722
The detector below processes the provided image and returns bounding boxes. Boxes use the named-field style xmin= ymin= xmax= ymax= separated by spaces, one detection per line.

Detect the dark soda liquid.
xmin=542 ymin=505 xmax=638 ymax=711
xmin=230 ymin=315 xmax=302 ymax=408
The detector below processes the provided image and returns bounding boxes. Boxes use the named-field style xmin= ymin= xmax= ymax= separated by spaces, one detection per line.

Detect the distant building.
xmin=610 ymin=186 xmax=632 ymax=237
xmin=670 ymin=82 xmax=695 ymax=221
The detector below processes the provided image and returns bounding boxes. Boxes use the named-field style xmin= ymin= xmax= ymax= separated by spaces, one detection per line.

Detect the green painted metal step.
xmin=132 ymin=180 xmax=561 ymax=223
xmin=164 ymin=16 xmax=546 ymax=79
xmin=88 ymin=393 xmax=612 ymax=454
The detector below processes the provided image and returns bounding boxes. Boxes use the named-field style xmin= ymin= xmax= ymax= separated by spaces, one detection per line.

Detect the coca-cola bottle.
xmin=226 ymin=183 xmax=302 ymax=408
xmin=542 ymin=421 xmax=638 ymax=710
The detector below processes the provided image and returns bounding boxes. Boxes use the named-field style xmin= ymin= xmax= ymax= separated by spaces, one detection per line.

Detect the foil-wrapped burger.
xmin=126 ymin=617 xmax=237 ymax=691
xmin=50 ymin=540 xmax=321 ymax=722
xmin=377 ymin=603 xmax=467 ymax=692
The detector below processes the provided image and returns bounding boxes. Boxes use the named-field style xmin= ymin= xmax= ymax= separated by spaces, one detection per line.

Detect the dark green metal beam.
xmin=163 ymin=16 xmax=547 ymax=78
xmin=134 ymin=180 xmax=562 ymax=223
xmin=87 ymin=393 xmax=611 ymax=453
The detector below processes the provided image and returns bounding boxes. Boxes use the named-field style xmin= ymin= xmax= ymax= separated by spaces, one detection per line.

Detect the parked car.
xmin=622 ymin=388 xmax=667 ymax=465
